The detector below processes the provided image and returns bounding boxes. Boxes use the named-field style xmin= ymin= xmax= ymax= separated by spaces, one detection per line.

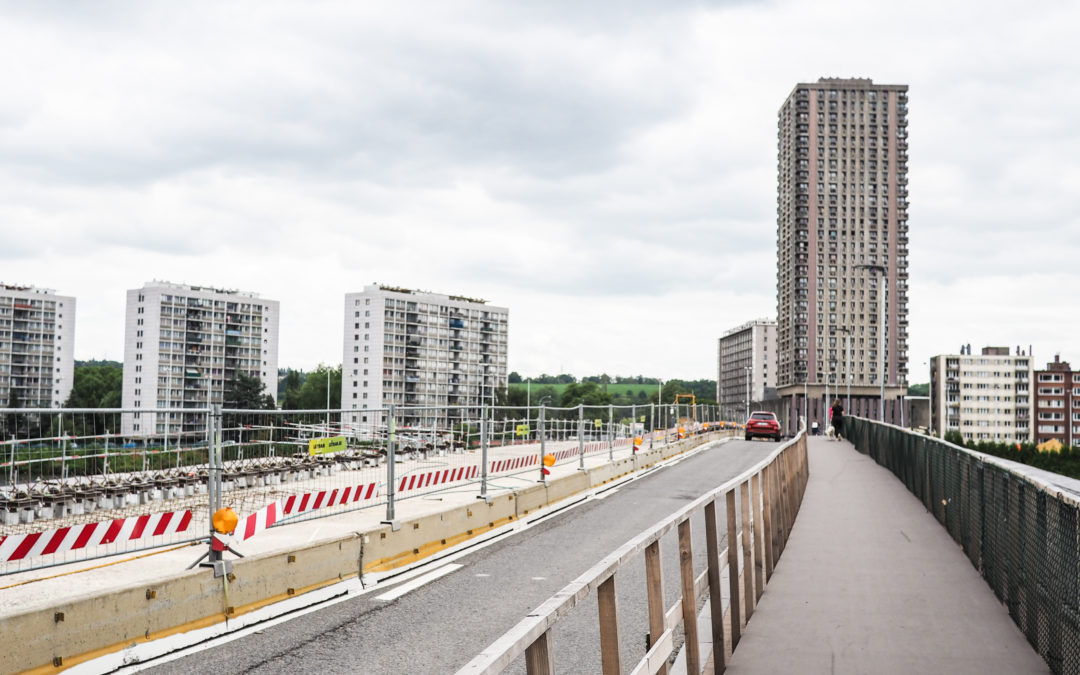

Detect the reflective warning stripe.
xmin=0 ymin=510 xmax=194 ymax=563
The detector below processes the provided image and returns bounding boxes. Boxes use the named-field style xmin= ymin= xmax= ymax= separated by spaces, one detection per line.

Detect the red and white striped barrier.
xmin=489 ymin=456 xmax=537 ymax=473
xmin=212 ymin=483 xmax=381 ymax=550
xmin=213 ymin=501 xmax=281 ymax=551
xmin=483 ymin=437 xmax=640 ymax=475
xmin=0 ymin=510 xmax=194 ymax=564
xmin=234 ymin=501 xmax=280 ymax=541
xmin=282 ymin=483 xmax=380 ymax=516
xmin=398 ymin=466 xmax=479 ymax=492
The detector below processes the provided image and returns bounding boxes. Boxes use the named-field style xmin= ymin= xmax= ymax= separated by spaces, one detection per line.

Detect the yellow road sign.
xmin=309 ymin=435 xmax=346 ymax=456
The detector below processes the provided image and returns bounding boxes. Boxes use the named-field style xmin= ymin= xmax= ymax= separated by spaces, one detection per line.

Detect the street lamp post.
xmin=856 ymin=264 xmax=888 ymax=422
xmin=803 ymin=379 xmax=808 ymax=431
xmin=837 ymin=326 xmax=852 ymax=413
xmin=744 ymin=366 xmax=751 ymax=419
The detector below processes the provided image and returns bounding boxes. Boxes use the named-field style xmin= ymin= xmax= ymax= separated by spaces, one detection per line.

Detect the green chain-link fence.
xmin=847 ymin=417 xmax=1080 ymax=673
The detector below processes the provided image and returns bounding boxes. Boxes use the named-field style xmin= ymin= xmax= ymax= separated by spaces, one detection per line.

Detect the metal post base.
xmin=382 ymin=519 xmax=401 ymax=532
xmin=188 ymin=543 xmax=245 ymax=572
xmin=200 ymin=559 xmax=234 ymax=578
xmin=476 ymin=494 xmax=492 ymax=505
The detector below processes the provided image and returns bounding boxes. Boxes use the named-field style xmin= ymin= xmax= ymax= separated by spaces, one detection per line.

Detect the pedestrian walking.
xmin=830 ymin=399 xmax=844 ymax=441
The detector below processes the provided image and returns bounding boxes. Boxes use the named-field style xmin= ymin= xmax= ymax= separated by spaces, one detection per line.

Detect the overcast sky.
xmin=2 ymin=0 xmax=1078 ymax=382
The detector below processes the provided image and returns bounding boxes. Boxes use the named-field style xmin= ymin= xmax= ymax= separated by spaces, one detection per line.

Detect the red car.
xmin=745 ymin=411 xmax=782 ymax=442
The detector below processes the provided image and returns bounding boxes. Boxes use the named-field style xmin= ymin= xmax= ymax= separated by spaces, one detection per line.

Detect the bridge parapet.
xmin=847 ymin=417 xmax=1080 ymax=674
xmin=460 ymin=431 xmax=809 ymax=674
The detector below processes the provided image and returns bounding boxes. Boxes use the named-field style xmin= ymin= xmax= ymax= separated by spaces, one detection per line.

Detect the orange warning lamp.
xmin=212 ymin=507 xmax=239 ymax=535
xmin=543 ymin=453 xmax=556 ymax=467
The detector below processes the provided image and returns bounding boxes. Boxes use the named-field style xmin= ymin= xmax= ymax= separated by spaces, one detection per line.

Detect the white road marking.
xmin=376 ymin=563 xmax=463 ymax=602
xmin=475 ymin=573 xmax=490 ymax=577
xmin=531 ymin=577 xmax=546 ymax=581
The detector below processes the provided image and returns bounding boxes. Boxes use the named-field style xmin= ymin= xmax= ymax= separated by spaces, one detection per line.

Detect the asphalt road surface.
xmin=148 ymin=438 xmax=774 ymax=674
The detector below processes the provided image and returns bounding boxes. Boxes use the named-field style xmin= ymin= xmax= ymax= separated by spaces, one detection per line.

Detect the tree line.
xmin=48 ymin=361 xmax=342 ymax=412
xmin=503 ymin=377 xmax=718 ymax=407
xmin=508 ymin=372 xmax=665 ymax=386
xmin=44 ymin=363 xmax=716 ymax=413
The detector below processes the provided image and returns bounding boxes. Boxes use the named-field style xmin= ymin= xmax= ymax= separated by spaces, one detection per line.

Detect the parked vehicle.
xmin=744 ymin=411 xmax=782 ymax=442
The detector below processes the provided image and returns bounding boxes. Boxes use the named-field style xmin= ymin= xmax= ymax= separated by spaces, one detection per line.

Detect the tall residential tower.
xmin=775 ymin=78 xmax=910 ymax=427
xmin=0 ymin=284 xmax=75 ymax=408
xmin=121 ymin=282 xmax=279 ymax=440
xmin=343 ymin=284 xmax=508 ymax=430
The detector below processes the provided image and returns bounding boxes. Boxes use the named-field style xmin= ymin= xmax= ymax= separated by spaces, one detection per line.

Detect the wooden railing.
xmin=459 ymin=432 xmax=809 ymax=674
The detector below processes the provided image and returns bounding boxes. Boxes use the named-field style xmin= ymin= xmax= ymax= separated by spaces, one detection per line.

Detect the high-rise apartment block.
xmin=1033 ymin=355 xmax=1079 ymax=447
xmin=718 ymin=319 xmax=776 ymax=418
xmin=930 ymin=345 xmax=1032 ymax=443
xmin=0 ymin=284 xmax=75 ymax=408
xmin=342 ymin=284 xmax=508 ymax=429
xmin=121 ymin=282 xmax=279 ymax=439
xmin=775 ymin=78 xmax=910 ymax=427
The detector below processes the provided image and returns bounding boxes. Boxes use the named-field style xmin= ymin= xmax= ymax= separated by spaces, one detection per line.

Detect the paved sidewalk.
xmin=726 ymin=436 xmax=1049 ymax=674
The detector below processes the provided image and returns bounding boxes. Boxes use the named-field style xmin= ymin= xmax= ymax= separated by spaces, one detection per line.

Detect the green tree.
xmin=65 ymin=364 xmax=123 ymax=408
xmin=651 ymin=380 xmax=689 ymax=404
xmin=1 ymin=389 xmax=21 ymax=438
xmin=508 ymin=371 xmax=523 ymax=384
xmin=225 ymin=372 xmax=275 ymax=410
xmin=496 ymin=385 xmax=527 ymax=408
xmin=294 ymin=364 xmax=341 ymax=410
xmin=530 ymin=384 xmax=560 ymax=408
xmin=279 ymin=369 xmax=305 ymax=409
xmin=560 ymin=381 xmax=612 ymax=407
xmin=908 ymin=383 xmax=929 ymax=396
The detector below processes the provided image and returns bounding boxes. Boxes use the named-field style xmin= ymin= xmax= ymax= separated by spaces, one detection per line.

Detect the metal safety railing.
xmin=845 ymin=417 xmax=1080 ymax=675
xmin=1 ymin=403 xmax=740 ymax=575
xmin=460 ymin=430 xmax=809 ymax=674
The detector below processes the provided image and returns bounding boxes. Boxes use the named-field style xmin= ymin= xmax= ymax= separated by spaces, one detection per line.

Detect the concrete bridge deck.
xmin=726 ymin=435 xmax=1048 ymax=673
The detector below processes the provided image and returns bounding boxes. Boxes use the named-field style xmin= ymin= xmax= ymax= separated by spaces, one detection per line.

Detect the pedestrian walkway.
xmin=725 ymin=436 xmax=1048 ymax=674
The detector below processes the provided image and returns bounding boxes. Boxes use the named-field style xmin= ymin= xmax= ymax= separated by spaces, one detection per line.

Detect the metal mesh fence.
xmin=0 ymin=408 xmax=211 ymax=573
xmin=847 ymin=416 xmax=1080 ymax=673
xmin=2 ymin=403 xmax=735 ymax=575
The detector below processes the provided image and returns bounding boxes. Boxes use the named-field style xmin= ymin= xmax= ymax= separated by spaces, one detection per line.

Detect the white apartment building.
xmin=718 ymin=319 xmax=777 ymax=418
xmin=0 ymin=284 xmax=75 ymax=408
xmin=121 ymin=282 xmax=280 ymax=439
xmin=930 ymin=345 xmax=1032 ymax=443
xmin=343 ymin=284 xmax=508 ymax=429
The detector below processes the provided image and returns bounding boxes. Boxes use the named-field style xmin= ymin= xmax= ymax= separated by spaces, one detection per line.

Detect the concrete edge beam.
xmin=0 ymin=432 xmax=730 ymax=674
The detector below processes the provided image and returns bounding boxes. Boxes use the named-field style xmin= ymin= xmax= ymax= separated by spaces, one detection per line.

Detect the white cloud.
xmin=1 ymin=0 xmax=1078 ymax=383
